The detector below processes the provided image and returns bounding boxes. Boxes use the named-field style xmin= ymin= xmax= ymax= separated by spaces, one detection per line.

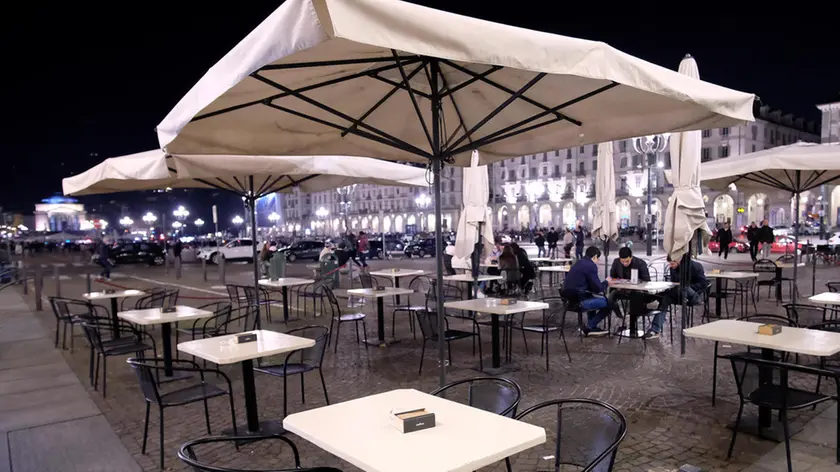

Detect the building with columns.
xmin=275 ymin=104 xmax=819 ymax=235
xmin=817 ymin=98 xmax=840 ymax=227
xmin=33 ymin=195 xmax=87 ymax=232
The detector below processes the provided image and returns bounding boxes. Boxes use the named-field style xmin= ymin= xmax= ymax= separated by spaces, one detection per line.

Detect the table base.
xmin=616 ymin=328 xmax=646 ymax=339
xmin=222 ymin=419 xmax=286 ymax=444
xmin=473 ymin=363 xmax=520 ymax=375
xmin=727 ymin=414 xmax=804 ymax=443
xmin=363 ymin=339 xmax=401 ymax=348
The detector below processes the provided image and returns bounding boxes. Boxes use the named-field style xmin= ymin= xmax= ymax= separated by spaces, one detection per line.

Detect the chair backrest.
xmin=782 ymin=303 xmax=826 ymax=326
xmin=178 ymin=434 xmax=344 ymax=472
xmin=536 ymin=296 xmax=569 ymax=328
xmin=430 ymin=376 xmax=521 ymax=418
xmin=162 ymin=289 xmax=180 ymax=309
xmin=322 ymin=287 xmax=342 ymax=318
xmin=827 ymin=282 xmax=840 ymax=293
xmin=285 ymin=325 xmax=329 ymax=367
xmin=215 ymin=306 xmax=258 ymax=336
xmin=225 ymin=285 xmax=244 ymax=305
xmin=49 ymin=297 xmax=90 ymax=320
xmin=197 ymin=302 xmax=233 ymax=332
xmin=425 ymin=281 xmax=462 ymax=310
xmin=753 ymin=259 xmax=777 ymax=274
xmin=358 ymin=272 xmax=374 ymax=289
xmin=510 ymin=398 xmax=627 ymax=472
xmin=126 ymin=358 xmax=162 ymax=404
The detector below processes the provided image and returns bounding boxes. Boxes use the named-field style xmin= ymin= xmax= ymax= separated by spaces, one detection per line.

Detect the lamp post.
xmin=525 ymin=181 xmax=545 ymax=230
xmin=337 ymin=185 xmax=357 ymax=234
xmin=142 ymin=212 xmax=157 ymax=226
xmin=194 ymin=218 xmax=204 ymax=233
xmin=232 ymin=215 xmax=244 ymax=235
xmin=415 ymin=193 xmax=431 ymax=231
xmin=633 ymin=134 xmax=670 ymax=256
xmin=316 ymin=206 xmax=329 ymax=235
xmin=119 ymin=216 xmax=133 ymax=229
xmin=173 ymin=206 xmax=189 ymax=220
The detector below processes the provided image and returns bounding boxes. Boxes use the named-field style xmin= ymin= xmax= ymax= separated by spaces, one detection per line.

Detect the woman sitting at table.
xmin=510 ymin=242 xmax=536 ymax=293
xmin=498 ymin=245 xmax=520 ymax=293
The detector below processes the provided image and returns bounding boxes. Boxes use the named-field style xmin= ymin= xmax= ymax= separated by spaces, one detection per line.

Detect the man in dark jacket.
xmin=608 ymin=247 xmax=651 ymax=318
xmin=758 ymin=219 xmax=774 ymax=259
xmin=746 ymin=222 xmax=759 ymax=261
xmin=534 ymin=231 xmax=546 ymax=258
xmin=651 ymin=254 xmax=707 ymax=339
xmin=574 ymin=225 xmax=585 ymax=259
xmin=545 ymin=227 xmax=559 ymax=258
xmin=717 ymin=223 xmax=733 ymax=259
xmin=510 ymin=242 xmax=535 ymax=292
xmin=97 ymin=238 xmax=112 ymax=281
xmin=561 ymin=246 xmax=613 ymax=336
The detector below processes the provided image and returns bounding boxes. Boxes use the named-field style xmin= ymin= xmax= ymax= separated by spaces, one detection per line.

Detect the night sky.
xmin=4 ymin=2 xmax=836 ymax=213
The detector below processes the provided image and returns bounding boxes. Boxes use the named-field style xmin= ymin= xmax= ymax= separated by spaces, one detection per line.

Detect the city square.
xmin=2 ymin=1 xmax=839 ymax=472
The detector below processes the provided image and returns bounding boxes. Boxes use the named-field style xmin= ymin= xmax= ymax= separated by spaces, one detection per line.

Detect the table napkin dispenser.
xmin=375 ymin=286 xmax=386 ymax=291
xmin=390 ymin=408 xmax=435 ymax=433
xmin=161 ymin=307 xmax=177 ymax=314
xmin=103 ymin=289 xmax=115 ymax=294
xmin=500 ymin=298 xmax=517 ymax=305
xmin=237 ymin=333 xmax=258 ymax=344
xmin=758 ymin=324 xmax=782 ymax=336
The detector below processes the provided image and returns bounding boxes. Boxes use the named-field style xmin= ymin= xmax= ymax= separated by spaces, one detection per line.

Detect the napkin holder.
xmin=757 ymin=324 xmax=782 ymax=336
xmin=711 ymin=269 xmax=721 ymax=274
xmin=161 ymin=307 xmax=177 ymax=314
xmin=375 ymin=286 xmax=387 ymax=291
xmin=237 ymin=333 xmax=258 ymax=344
xmin=500 ymin=298 xmax=517 ymax=305
xmin=103 ymin=289 xmax=116 ymax=294
xmin=390 ymin=408 xmax=435 ymax=433
xmin=392 ymin=268 xmax=400 ymax=272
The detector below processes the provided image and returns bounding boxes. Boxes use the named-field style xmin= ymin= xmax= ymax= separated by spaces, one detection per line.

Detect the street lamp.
xmin=336 ymin=184 xmax=357 ymax=233
xmin=232 ymin=215 xmax=244 ymax=232
xmin=268 ymin=212 xmax=280 ymax=225
xmin=316 ymin=206 xmax=329 ymax=235
xmin=119 ymin=216 xmax=133 ymax=226
xmin=194 ymin=218 xmax=204 ymax=231
xmin=525 ymin=181 xmax=545 ymax=229
xmin=172 ymin=221 xmax=183 ymax=229
xmin=633 ymin=133 xmax=670 ymax=256
xmin=173 ymin=205 xmax=189 ymax=220
xmin=415 ymin=193 xmax=431 ymax=231
xmin=142 ymin=212 xmax=157 ymax=225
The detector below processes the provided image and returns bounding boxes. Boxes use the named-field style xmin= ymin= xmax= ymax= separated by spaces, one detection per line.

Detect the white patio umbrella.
xmin=697 ymin=141 xmax=840 ymax=299
xmin=664 ymin=54 xmax=713 ymax=355
xmin=590 ymin=141 xmax=618 ymax=277
xmin=63 ymin=150 xmax=429 ymax=328
xmin=453 ymin=151 xmax=495 ymax=280
xmin=155 ymin=0 xmax=756 ymax=385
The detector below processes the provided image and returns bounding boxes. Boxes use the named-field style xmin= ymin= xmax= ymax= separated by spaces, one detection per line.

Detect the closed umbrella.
xmin=664 ymin=54 xmax=713 ymax=355
xmin=155 ymin=0 xmax=755 ymax=385
xmin=591 ymin=141 xmax=618 ymax=277
xmin=453 ymin=150 xmax=495 ymax=282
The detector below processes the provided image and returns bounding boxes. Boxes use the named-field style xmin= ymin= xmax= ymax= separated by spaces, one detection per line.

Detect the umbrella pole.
xmin=249 ymin=176 xmax=261 ymax=330
xmin=602 ymin=236 xmax=609 ymax=279
xmin=429 ymin=61 xmax=447 ymax=387
xmin=792 ymin=172 xmax=801 ymax=302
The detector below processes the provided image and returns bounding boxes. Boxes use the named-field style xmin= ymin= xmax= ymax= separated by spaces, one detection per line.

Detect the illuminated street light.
xmin=632 ymin=133 xmax=670 ymax=257
xmin=172 ymin=221 xmax=183 ymax=229
xmin=142 ymin=212 xmax=157 ymax=225
xmin=119 ymin=216 xmax=134 ymax=226
xmin=268 ymin=212 xmax=280 ymax=223
xmin=194 ymin=218 xmax=205 ymax=229
xmin=173 ymin=205 xmax=190 ymax=220
xmin=415 ymin=193 xmax=431 ymax=209
xmin=232 ymin=215 xmax=244 ymax=226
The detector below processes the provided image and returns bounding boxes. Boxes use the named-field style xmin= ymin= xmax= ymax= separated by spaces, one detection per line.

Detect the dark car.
xmin=280 ymin=240 xmax=325 ymax=262
xmin=109 ymin=242 xmax=166 ymax=266
xmin=403 ymin=238 xmax=436 ymax=258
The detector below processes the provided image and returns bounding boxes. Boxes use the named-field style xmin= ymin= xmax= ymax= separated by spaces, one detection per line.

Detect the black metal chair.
xmin=178 ymin=434 xmax=342 ymax=472
xmin=710 ymin=314 xmax=798 ymax=406
xmin=505 ymin=398 xmax=627 ymax=472
xmin=753 ymin=259 xmax=778 ymax=302
xmin=512 ymin=296 xmax=572 ymax=370
xmin=253 ymin=326 xmax=330 ymax=417
xmin=415 ymin=309 xmax=481 ymax=374
xmin=806 ymin=321 xmax=840 ymax=402
xmin=80 ymin=319 xmax=157 ymax=397
xmin=48 ymin=297 xmax=91 ymax=350
xmin=175 ymin=301 xmax=233 ymax=346
xmin=127 ymin=358 xmax=237 ymax=470
xmin=725 ymin=355 xmax=840 ymax=472
xmin=430 ymin=376 xmax=521 ymax=417
xmin=322 ymin=286 xmax=368 ymax=353
xmin=827 ymin=282 xmax=840 ymax=293
xmin=391 ymin=275 xmax=431 ymax=339
xmin=783 ymin=303 xmax=827 ymax=326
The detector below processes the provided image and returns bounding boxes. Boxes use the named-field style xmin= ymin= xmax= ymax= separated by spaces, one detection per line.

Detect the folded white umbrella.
xmin=453 ymin=151 xmax=494 ymax=272
xmin=664 ymin=55 xmax=712 ymax=263
xmin=590 ymin=142 xmax=618 ymax=276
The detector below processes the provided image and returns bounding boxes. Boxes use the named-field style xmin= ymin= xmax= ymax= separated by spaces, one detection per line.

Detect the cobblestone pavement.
xmin=12 ymin=247 xmax=840 ymax=471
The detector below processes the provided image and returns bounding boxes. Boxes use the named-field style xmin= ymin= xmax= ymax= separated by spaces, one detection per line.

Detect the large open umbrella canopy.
xmin=63 ymin=149 xmax=429 ymax=328
xmin=155 ymin=0 xmax=755 ymax=385
xmin=697 ymin=141 xmax=840 ymax=301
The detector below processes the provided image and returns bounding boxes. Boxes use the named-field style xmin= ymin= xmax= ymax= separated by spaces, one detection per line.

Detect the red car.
xmin=767 ymin=236 xmax=803 ymax=254
xmin=708 ymin=240 xmax=748 ymax=253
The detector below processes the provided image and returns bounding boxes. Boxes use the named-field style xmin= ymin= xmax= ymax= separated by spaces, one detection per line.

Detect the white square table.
xmin=809 ymin=292 xmax=840 ymax=305
xmin=444 ymin=298 xmax=549 ymax=372
xmin=441 ymin=274 xmax=503 ymax=299
xmin=368 ymin=269 xmax=425 ymax=305
xmin=178 ymin=330 xmax=315 ymax=438
xmin=537 ymin=264 xmax=571 ymax=287
xmin=119 ymin=305 xmax=214 ymax=380
xmin=283 ymin=388 xmax=546 ymax=472
xmin=684 ymin=319 xmax=840 ymax=440
xmin=706 ymin=271 xmax=759 ymax=318
xmin=83 ymin=289 xmax=146 ymax=338
xmin=346 ymin=287 xmax=415 ymax=346
xmin=607 ymin=281 xmax=677 ymax=338
xmin=258 ymin=278 xmax=315 ymax=322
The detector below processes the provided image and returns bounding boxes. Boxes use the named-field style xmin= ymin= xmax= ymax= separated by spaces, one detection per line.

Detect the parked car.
xmin=91 ymin=242 xmax=166 ymax=266
xmin=708 ymin=240 xmax=748 ymax=253
xmin=770 ymin=236 xmax=803 ymax=254
xmin=197 ymin=239 xmax=262 ymax=264
xmin=403 ymin=238 xmax=436 ymax=258
xmin=279 ymin=240 xmax=324 ymax=262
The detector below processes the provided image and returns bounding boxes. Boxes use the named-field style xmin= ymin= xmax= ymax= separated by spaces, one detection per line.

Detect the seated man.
xmin=608 ymin=247 xmax=651 ymax=317
xmin=560 ymin=246 xmax=613 ymax=337
xmin=650 ymin=254 xmax=708 ymax=339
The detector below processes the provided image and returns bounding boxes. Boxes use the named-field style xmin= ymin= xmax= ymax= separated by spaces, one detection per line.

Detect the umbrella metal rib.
xmin=185 ymin=54 xmax=620 ymax=385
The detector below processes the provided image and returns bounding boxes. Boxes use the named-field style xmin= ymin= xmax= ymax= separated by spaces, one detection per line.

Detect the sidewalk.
xmin=0 ymin=288 xmax=142 ymax=472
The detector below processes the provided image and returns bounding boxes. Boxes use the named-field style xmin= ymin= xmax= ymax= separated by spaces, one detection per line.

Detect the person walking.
xmin=534 ymin=231 xmax=546 ymax=258
xmin=545 ymin=227 xmax=558 ymax=258
xmin=574 ymin=225 xmax=585 ymax=259
xmin=563 ymin=228 xmax=575 ymax=258
xmin=747 ymin=222 xmax=759 ymax=261
xmin=96 ymin=238 xmax=112 ymax=281
xmin=758 ymin=219 xmax=774 ymax=259
xmin=717 ymin=223 xmax=733 ymax=259
xmin=357 ymin=231 xmax=370 ymax=269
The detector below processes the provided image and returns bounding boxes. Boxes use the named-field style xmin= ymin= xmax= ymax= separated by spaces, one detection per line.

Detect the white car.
xmin=197 ymin=239 xmax=263 ymax=264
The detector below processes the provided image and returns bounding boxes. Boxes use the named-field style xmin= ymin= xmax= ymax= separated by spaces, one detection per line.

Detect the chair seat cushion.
xmin=159 ymin=383 xmax=228 ymax=406
xmin=254 ymin=363 xmax=316 ymax=377
xmin=337 ymin=313 xmax=365 ymax=321
xmin=103 ymin=342 xmax=153 ymax=356
xmin=748 ymin=385 xmax=829 ymax=410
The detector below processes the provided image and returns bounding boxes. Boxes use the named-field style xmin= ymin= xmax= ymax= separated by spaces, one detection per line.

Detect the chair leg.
xmin=54 ymin=320 xmax=60 ymax=347
xmin=781 ymin=409 xmax=792 ymax=472
xmin=727 ymin=402 xmax=744 ymax=459
xmin=300 ymin=374 xmax=306 ymax=405
xmin=318 ymin=369 xmax=330 ymax=405
xmin=561 ymin=330 xmax=572 ymax=363
xmin=141 ymin=402 xmax=150 ymax=454
xmin=228 ymin=392 xmax=238 ymax=437
xmin=419 ymin=340 xmax=426 ymax=375
xmin=102 ymin=357 xmax=108 ymax=397
xmin=333 ymin=321 xmax=341 ymax=353
xmin=361 ymin=320 xmax=369 ymax=350
xmin=202 ymin=398 xmax=211 ymax=434
xmin=158 ymin=408 xmax=165 ymax=470
xmin=283 ymin=375 xmax=288 ymax=418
